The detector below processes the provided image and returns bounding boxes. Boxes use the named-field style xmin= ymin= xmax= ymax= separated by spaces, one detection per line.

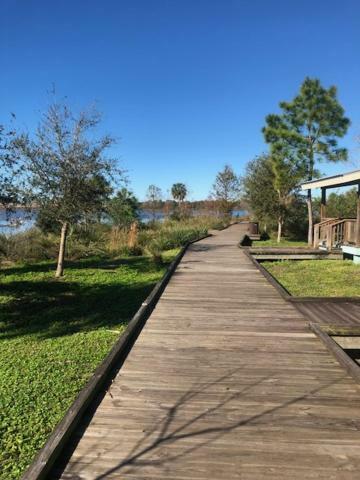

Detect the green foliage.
xmin=0 ymin=216 xmax=227 ymax=266
xmin=0 ymin=252 xmax=177 ymax=479
xmin=253 ymin=239 xmax=308 ymax=248
xmin=263 ymin=259 xmax=360 ymax=297
xmin=263 ymin=77 xmax=350 ymax=177
xmin=242 ymin=154 xmax=280 ymax=228
xmin=313 ymin=188 xmax=357 ymax=219
xmin=140 ymin=223 xmax=208 ymax=251
xmin=15 ymin=102 xmax=117 ymax=226
xmin=263 ymin=77 xmax=350 ymax=243
xmin=13 ymin=101 xmax=122 ymax=275
xmin=242 ymin=152 xmax=308 ymax=240
xmin=211 ymin=164 xmax=240 ymax=215
xmin=107 ymin=188 xmax=140 ymax=228
xmin=146 ymin=240 xmax=164 ymax=265
xmin=283 ymin=196 xmax=308 ymax=240
xmin=0 ymin=229 xmax=57 ymax=263
xmin=171 ymin=183 xmax=187 ymax=202
xmin=271 ymin=153 xmax=303 ymax=240
xmin=0 ymin=225 xmax=110 ymax=264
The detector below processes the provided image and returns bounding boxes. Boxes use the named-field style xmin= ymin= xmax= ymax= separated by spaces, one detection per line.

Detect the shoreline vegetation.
xmin=0 ymin=216 xmax=233 ymax=479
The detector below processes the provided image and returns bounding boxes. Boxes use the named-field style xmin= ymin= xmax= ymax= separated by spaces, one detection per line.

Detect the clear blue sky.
xmin=1 ymin=0 xmax=360 ymax=200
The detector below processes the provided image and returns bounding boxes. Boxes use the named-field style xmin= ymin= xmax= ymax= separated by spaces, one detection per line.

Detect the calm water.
xmin=0 ymin=209 xmax=247 ymax=235
xmin=0 ymin=209 xmax=35 ymax=235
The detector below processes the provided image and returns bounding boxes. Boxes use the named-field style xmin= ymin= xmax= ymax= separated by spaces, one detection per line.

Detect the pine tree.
xmin=263 ymin=77 xmax=350 ymax=245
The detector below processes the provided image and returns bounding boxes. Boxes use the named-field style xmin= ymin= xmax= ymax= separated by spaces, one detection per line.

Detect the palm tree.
xmin=171 ymin=183 xmax=187 ymax=203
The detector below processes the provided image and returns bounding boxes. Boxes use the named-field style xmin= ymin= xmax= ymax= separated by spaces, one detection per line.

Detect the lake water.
xmin=0 ymin=209 xmax=247 ymax=235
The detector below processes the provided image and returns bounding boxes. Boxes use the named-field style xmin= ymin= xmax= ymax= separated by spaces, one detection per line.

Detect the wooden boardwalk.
xmin=296 ymin=301 xmax=360 ymax=328
xmin=54 ymin=224 xmax=360 ymax=480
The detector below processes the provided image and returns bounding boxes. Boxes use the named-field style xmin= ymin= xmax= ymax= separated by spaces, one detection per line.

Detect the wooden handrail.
xmin=317 ymin=217 xmax=340 ymax=226
xmin=314 ymin=218 xmax=357 ymax=249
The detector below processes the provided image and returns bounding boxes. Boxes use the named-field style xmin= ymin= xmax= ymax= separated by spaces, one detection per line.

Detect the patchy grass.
xmin=253 ymin=239 xmax=308 ymax=248
xmin=0 ymin=250 xmax=178 ymax=479
xmin=262 ymin=259 xmax=360 ymax=297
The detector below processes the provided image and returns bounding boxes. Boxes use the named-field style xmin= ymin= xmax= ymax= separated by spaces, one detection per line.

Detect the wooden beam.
xmin=310 ymin=323 xmax=360 ymax=384
xmin=320 ymin=188 xmax=326 ymax=221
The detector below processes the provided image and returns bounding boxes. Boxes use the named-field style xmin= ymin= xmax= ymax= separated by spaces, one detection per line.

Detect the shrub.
xmin=146 ymin=239 xmax=163 ymax=265
xmin=0 ymin=229 xmax=58 ymax=263
xmin=0 ymin=215 xmax=231 ymax=265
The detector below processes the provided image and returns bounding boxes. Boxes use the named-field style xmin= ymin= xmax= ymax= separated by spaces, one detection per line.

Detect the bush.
xmin=146 ymin=240 xmax=163 ymax=265
xmin=0 ymin=229 xmax=58 ymax=263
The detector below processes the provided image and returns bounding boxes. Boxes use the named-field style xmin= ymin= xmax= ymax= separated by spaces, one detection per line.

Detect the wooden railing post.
xmin=356 ymin=183 xmax=360 ymax=246
xmin=313 ymin=224 xmax=319 ymax=248
xmin=326 ymin=224 xmax=332 ymax=250
xmin=320 ymin=188 xmax=326 ymax=221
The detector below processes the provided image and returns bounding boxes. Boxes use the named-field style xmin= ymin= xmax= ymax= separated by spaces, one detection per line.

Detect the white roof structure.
xmin=301 ymin=170 xmax=360 ymax=190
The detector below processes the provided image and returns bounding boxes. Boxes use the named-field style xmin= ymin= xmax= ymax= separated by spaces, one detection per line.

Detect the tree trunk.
xmin=306 ymin=189 xmax=313 ymax=246
xmin=277 ymin=218 xmax=282 ymax=243
xmin=55 ymin=222 xmax=68 ymax=278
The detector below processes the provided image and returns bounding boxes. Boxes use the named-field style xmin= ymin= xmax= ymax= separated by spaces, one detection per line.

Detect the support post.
xmin=356 ymin=183 xmax=360 ymax=247
xmin=320 ymin=188 xmax=326 ymax=221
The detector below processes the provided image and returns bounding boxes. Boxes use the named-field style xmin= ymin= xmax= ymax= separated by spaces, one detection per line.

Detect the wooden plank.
xmin=310 ymin=323 xmax=360 ymax=384
xmin=49 ymin=224 xmax=360 ymax=480
xmin=21 ymin=239 xmax=199 ymax=480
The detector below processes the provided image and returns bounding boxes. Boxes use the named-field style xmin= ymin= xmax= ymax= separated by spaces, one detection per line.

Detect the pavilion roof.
xmin=301 ymin=169 xmax=360 ymax=190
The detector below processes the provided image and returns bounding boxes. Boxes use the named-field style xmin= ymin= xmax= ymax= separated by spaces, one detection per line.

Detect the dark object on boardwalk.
xmin=239 ymin=234 xmax=252 ymax=246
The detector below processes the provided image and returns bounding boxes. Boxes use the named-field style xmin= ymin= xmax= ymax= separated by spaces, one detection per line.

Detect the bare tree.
xmin=146 ymin=184 xmax=163 ymax=221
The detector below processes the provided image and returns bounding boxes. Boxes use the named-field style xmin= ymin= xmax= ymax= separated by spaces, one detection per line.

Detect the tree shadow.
xmin=0 ymin=257 xmax=166 ymax=340
xmin=54 ymin=368 xmax=349 ymax=479
xmin=0 ymin=255 xmax=162 ymax=277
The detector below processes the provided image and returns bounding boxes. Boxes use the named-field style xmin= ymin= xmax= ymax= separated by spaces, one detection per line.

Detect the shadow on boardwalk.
xmin=58 ymin=368 xmax=346 ymax=479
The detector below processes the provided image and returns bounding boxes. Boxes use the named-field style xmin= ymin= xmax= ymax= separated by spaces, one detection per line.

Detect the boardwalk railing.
xmin=313 ymin=217 xmax=356 ymax=249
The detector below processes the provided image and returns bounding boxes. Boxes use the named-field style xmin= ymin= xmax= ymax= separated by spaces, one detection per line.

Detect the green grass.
xmin=0 ymin=250 xmax=178 ymax=479
xmin=262 ymin=259 xmax=360 ymax=297
xmin=253 ymin=239 xmax=308 ymax=248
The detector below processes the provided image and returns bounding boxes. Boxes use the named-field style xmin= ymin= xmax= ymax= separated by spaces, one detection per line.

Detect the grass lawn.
xmin=0 ymin=250 xmax=178 ymax=479
xmin=253 ymin=239 xmax=308 ymax=248
xmin=262 ymin=259 xmax=360 ymax=297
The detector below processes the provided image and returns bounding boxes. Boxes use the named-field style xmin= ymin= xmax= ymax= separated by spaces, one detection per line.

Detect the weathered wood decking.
xmin=54 ymin=224 xmax=360 ymax=479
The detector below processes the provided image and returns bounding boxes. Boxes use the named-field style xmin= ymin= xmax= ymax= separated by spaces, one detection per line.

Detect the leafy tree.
xmin=171 ymin=183 xmax=187 ymax=203
xmin=242 ymin=155 xmax=279 ymax=230
xmin=271 ymin=154 xmax=302 ymax=242
xmin=263 ymin=77 xmax=350 ymax=245
xmin=284 ymin=196 xmax=308 ymax=240
xmin=313 ymin=188 xmax=357 ymax=220
xmin=107 ymin=188 xmax=139 ymax=228
xmin=145 ymin=184 xmax=163 ymax=220
xmin=211 ymin=165 xmax=240 ymax=216
xmin=14 ymin=102 xmax=120 ymax=277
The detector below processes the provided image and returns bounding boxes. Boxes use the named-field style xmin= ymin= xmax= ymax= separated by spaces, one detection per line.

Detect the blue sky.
xmin=1 ymin=0 xmax=360 ymax=200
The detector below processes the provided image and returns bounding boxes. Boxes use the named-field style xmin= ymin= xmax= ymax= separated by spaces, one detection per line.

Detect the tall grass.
xmin=0 ymin=216 xmax=231 ymax=265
